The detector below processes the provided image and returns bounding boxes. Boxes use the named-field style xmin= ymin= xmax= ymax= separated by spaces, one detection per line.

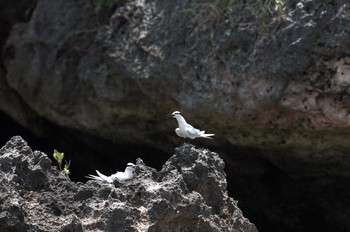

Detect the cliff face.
xmin=1 ymin=0 xmax=350 ymax=231
xmin=0 ymin=136 xmax=256 ymax=232
xmin=2 ymin=0 xmax=350 ymax=152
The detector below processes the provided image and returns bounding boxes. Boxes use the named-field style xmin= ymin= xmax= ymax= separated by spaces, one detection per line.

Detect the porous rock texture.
xmin=1 ymin=0 xmax=350 ymax=231
xmin=0 ymin=136 xmax=257 ymax=232
xmin=1 ymin=0 xmax=350 ymax=156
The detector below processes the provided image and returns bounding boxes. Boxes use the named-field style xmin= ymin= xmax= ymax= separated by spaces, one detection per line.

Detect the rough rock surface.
xmin=1 ymin=0 xmax=349 ymax=155
xmin=0 ymin=136 xmax=257 ymax=232
xmin=1 ymin=0 xmax=350 ymax=231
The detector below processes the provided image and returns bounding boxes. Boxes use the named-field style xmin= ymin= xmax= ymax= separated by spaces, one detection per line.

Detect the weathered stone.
xmin=1 ymin=0 xmax=350 ymax=231
xmin=1 ymin=0 xmax=349 ymax=154
xmin=0 ymin=136 xmax=256 ymax=232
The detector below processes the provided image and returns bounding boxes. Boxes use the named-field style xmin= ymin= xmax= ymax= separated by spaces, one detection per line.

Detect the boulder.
xmin=0 ymin=136 xmax=257 ymax=232
xmin=1 ymin=0 xmax=349 ymax=155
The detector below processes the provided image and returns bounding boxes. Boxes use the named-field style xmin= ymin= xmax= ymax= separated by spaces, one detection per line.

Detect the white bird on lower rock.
xmin=170 ymin=111 xmax=215 ymax=139
xmin=86 ymin=163 xmax=135 ymax=183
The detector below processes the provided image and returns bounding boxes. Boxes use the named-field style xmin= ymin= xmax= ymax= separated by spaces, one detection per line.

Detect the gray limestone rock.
xmin=1 ymin=0 xmax=350 ymax=231
xmin=1 ymin=0 xmax=350 ymax=156
xmin=0 ymin=136 xmax=257 ymax=232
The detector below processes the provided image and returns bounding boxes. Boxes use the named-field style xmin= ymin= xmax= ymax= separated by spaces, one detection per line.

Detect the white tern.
xmin=86 ymin=163 xmax=135 ymax=183
xmin=170 ymin=111 xmax=214 ymax=139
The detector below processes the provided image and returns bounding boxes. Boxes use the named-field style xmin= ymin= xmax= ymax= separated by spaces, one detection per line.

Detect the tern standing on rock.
xmin=86 ymin=163 xmax=135 ymax=183
xmin=170 ymin=111 xmax=215 ymax=139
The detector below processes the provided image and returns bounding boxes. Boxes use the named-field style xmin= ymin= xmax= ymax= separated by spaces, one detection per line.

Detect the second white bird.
xmin=86 ymin=163 xmax=135 ymax=183
xmin=171 ymin=111 xmax=214 ymax=139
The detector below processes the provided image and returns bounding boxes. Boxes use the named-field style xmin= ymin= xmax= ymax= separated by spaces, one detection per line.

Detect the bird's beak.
xmin=167 ymin=114 xmax=174 ymax=119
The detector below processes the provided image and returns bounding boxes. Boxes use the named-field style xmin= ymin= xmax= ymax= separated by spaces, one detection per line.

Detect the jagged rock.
xmin=1 ymin=0 xmax=350 ymax=231
xmin=0 ymin=136 xmax=257 ymax=232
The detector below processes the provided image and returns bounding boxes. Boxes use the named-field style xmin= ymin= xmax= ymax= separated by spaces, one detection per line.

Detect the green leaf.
xmin=53 ymin=150 xmax=64 ymax=166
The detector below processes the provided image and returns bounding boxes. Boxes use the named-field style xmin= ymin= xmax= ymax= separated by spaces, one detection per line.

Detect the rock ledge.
xmin=0 ymin=136 xmax=256 ymax=232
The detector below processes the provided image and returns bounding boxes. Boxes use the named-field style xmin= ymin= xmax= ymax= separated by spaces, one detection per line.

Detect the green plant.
xmin=245 ymin=0 xmax=286 ymax=34
xmin=183 ymin=0 xmax=286 ymax=35
xmin=247 ymin=0 xmax=271 ymax=19
xmin=247 ymin=0 xmax=286 ymax=19
xmin=274 ymin=0 xmax=286 ymax=16
xmin=94 ymin=0 xmax=119 ymax=11
xmin=183 ymin=0 xmax=237 ymax=30
xmin=53 ymin=150 xmax=71 ymax=175
xmin=63 ymin=160 xmax=71 ymax=175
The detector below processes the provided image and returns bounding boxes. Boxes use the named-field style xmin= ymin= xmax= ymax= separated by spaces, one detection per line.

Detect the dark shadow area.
xmin=0 ymin=110 xmax=171 ymax=183
xmin=0 ymin=111 xmax=55 ymax=160
xmin=1 ymin=110 xmax=350 ymax=232
xmin=218 ymin=145 xmax=350 ymax=232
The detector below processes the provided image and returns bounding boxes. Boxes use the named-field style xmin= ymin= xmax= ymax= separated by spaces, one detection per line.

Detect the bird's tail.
xmin=86 ymin=170 xmax=111 ymax=182
xmin=199 ymin=133 xmax=215 ymax=139
xmin=86 ymin=174 xmax=103 ymax=181
xmin=95 ymin=170 xmax=111 ymax=182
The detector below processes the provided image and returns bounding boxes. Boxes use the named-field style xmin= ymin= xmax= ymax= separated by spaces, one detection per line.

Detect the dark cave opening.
xmin=0 ymin=110 xmax=349 ymax=232
xmin=221 ymin=147 xmax=340 ymax=232
xmin=0 ymin=111 xmax=55 ymax=161
xmin=0 ymin=110 xmax=171 ymax=183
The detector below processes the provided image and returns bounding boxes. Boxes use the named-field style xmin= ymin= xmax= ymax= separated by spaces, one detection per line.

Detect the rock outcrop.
xmin=0 ymin=136 xmax=257 ymax=232
xmin=1 ymin=0 xmax=350 ymax=231
xmin=1 ymin=0 xmax=349 ymax=154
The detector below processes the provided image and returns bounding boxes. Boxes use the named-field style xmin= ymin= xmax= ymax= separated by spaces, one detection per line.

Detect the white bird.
xmin=170 ymin=111 xmax=214 ymax=139
xmin=86 ymin=163 xmax=135 ymax=183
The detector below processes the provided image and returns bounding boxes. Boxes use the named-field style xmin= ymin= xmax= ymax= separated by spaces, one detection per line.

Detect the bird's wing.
xmin=185 ymin=125 xmax=201 ymax=139
xmin=114 ymin=171 xmax=128 ymax=182
xmin=186 ymin=125 xmax=214 ymax=139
